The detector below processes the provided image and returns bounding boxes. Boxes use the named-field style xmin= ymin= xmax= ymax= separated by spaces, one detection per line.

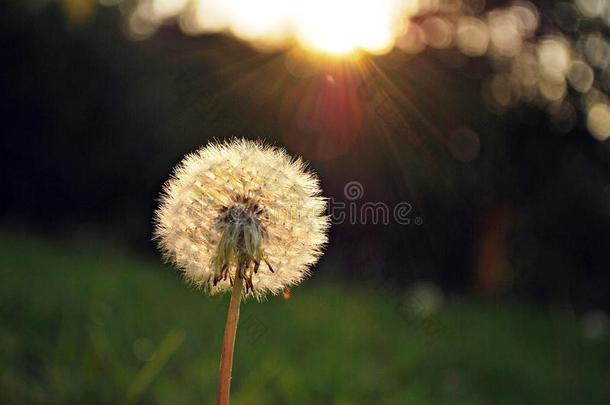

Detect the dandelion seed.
xmin=153 ymin=138 xmax=329 ymax=404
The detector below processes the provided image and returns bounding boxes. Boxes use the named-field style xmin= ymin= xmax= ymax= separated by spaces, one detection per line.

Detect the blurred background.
xmin=1 ymin=0 xmax=610 ymax=403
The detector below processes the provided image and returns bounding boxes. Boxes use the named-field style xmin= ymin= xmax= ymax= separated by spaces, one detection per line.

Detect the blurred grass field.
xmin=1 ymin=231 xmax=609 ymax=404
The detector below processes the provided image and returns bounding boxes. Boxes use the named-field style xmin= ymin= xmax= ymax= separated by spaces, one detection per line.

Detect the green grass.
xmin=1 ymin=231 xmax=609 ymax=404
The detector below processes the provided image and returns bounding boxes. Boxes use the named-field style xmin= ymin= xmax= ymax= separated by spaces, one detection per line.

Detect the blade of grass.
xmin=124 ymin=329 xmax=185 ymax=405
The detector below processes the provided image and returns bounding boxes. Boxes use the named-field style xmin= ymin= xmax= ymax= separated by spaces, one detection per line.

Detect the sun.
xmin=293 ymin=0 xmax=401 ymax=56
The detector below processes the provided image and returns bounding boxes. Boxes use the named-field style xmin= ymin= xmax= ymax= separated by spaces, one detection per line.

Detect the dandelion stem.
xmin=217 ymin=274 xmax=243 ymax=405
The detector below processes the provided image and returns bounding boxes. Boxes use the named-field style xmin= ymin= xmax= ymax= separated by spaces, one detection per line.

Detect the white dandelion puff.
xmin=154 ymin=138 xmax=329 ymax=299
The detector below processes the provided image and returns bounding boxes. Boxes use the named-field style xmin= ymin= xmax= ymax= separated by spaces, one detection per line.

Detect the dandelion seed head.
xmin=154 ymin=139 xmax=329 ymax=299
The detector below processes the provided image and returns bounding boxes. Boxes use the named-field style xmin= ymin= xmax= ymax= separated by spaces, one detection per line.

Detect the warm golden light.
xmin=587 ymin=103 xmax=610 ymax=141
xmin=127 ymin=0 xmax=406 ymax=55
xmin=113 ymin=0 xmax=610 ymax=140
